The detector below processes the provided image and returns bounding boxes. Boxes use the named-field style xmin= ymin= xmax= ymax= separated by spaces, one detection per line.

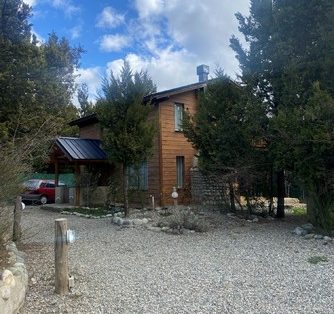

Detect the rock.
xmin=122 ymin=219 xmax=131 ymax=226
xmin=1 ymin=270 xmax=15 ymax=287
xmin=161 ymin=227 xmax=170 ymax=231
xmin=132 ymin=219 xmax=143 ymax=226
xmin=141 ymin=218 xmax=149 ymax=224
xmin=323 ymin=236 xmax=332 ymax=242
xmin=301 ymin=223 xmax=314 ymax=232
xmin=314 ymin=234 xmax=323 ymax=240
xmin=252 ymin=217 xmax=259 ymax=223
xmin=304 ymin=233 xmax=315 ymax=239
xmin=31 ymin=277 xmax=37 ymax=285
xmin=0 ymin=286 xmax=11 ymax=300
xmin=293 ymin=227 xmax=308 ymax=236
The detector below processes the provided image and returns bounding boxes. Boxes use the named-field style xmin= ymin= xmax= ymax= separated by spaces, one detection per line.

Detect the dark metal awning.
xmin=56 ymin=137 xmax=107 ymax=162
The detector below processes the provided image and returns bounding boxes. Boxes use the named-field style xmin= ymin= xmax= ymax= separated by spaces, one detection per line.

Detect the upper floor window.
xmin=174 ymin=103 xmax=184 ymax=131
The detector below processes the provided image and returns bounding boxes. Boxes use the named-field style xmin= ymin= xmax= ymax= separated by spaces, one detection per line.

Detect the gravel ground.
xmin=18 ymin=206 xmax=334 ymax=314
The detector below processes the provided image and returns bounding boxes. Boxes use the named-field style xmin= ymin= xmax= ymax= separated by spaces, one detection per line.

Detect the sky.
xmin=24 ymin=0 xmax=250 ymax=103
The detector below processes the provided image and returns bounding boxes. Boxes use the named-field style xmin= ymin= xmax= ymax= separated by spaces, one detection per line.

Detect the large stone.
xmin=0 ymin=286 xmax=11 ymax=300
xmin=314 ymin=234 xmax=323 ymax=240
xmin=323 ymin=236 xmax=332 ymax=242
xmin=293 ymin=227 xmax=308 ymax=236
xmin=304 ymin=233 xmax=315 ymax=239
xmin=301 ymin=223 xmax=314 ymax=232
xmin=1 ymin=270 xmax=15 ymax=287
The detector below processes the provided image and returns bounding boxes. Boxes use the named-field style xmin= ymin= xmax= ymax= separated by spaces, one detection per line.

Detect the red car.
xmin=21 ymin=179 xmax=65 ymax=204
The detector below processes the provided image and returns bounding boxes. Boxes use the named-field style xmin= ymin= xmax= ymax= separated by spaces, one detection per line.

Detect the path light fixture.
xmin=172 ymin=186 xmax=178 ymax=207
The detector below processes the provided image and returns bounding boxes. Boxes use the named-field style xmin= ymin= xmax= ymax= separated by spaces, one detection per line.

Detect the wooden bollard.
xmin=55 ymin=218 xmax=69 ymax=294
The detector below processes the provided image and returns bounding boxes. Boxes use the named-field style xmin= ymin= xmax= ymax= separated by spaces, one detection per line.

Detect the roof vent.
xmin=196 ymin=64 xmax=209 ymax=82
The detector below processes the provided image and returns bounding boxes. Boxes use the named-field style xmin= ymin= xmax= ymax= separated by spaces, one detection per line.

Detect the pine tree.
xmin=96 ymin=61 xmax=156 ymax=216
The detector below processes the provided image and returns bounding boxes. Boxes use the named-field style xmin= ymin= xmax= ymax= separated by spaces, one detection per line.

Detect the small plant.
xmin=159 ymin=208 xmax=209 ymax=233
xmin=63 ymin=207 xmax=111 ymax=217
xmin=292 ymin=207 xmax=307 ymax=216
xmin=307 ymin=255 xmax=328 ymax=265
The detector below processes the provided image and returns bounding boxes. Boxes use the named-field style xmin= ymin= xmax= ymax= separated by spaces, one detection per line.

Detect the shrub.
xmin=159 ymin=208 xmax=209 ymax=233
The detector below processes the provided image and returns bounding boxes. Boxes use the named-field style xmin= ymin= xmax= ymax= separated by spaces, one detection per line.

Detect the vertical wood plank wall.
xmin=157 ymin=91 xmax=197 ymax=205
xmin=147 ymin=106 xmax=161 ymax=205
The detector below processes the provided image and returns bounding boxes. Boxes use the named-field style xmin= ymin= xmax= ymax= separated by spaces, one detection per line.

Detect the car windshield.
xmin=23 ymin=180 xmax=40 ymax=190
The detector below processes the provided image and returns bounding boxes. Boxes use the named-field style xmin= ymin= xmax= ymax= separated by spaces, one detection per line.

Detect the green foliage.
xmin=62 ymin=207 xmax=111 ymax=217
xmin=183 ymin=74 xmax=269 ymax=212
xmin=77 ymin=83 xmax=95 ymax=117
xmin=96 ymin=61 xmax=156 ymax=214
xmin=307 ymin=256 xmax=328 ymax=265
xmin=230 ymin=0 xmax=334 ymax=226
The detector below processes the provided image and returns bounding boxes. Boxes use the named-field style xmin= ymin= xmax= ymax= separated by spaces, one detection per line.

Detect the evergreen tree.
xmin=77 ymin=83 xmax=95 ymax=117
xmin=231 ymin=0 xmax=334 ymax=225
xmin=96 ymin=61 xmax=156 ymax=216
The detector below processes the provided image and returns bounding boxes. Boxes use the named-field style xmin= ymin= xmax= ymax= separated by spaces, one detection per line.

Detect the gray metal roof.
xmin=56 ymin=137 xmax=107 ymax=161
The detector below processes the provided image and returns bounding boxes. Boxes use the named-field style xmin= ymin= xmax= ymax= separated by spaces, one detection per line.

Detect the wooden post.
xmin=13 ymin=196 xmax=22 ymax=242
xmin=55 ymin=159 xmax=59 ymax=187
xmin=55 ymin=218 xmax=69 ymax=295
xmin=75 ymin=162 xmax=80 ymax=206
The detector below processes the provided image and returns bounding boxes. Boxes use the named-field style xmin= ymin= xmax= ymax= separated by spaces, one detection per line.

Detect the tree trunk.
xmin=13 ymin=196 xmax=22 ymax=242
xmin=276 ymin=170 xmax=285 ymax=218
xmin=229 ymin=180 xmax=236 ymax=212
xmin=122 ymin=164 xmax=129 ymax=217
xmin=268 ymin=166 xmax=274 ymax=216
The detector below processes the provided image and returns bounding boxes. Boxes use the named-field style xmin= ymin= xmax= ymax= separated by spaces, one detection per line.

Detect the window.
xmin=127 ymin=161 xmax=148 ymax=190
xmin=176 ymin=156 xmax=184 ymax=188
xmin=174 ymin=103 xmax=184 ymax=131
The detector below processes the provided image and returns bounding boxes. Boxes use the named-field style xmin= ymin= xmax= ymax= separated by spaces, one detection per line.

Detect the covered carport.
xmin=50 ymin=137 xmax=109 ymax=205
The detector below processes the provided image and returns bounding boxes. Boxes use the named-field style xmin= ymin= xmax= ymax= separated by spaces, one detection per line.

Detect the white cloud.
xmin=96 ymin=7 xmax=124 ymax=28
xmin=106 ymin=47 xmax=198 ymax=92
xmin=130 ymin=0 xmax=249 ymax=84
xmin=69 ymin=24 xmax=82 ymax=39
xmin=51 ymin=0 xmax=80 ymax=17
xmin=99 ymin=34 xmax=130 ymax=52
xmin=24 ymin=0 xmax=37 ymax=6
xmin=75 ymin=67 xmax=102 ymax=105
xmin=135 ymin=0 xmax=164 ymax=19
xmin=31 ymin=28 xmax=44 ymax=46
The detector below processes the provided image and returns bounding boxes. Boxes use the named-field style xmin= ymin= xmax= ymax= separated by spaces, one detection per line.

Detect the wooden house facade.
xmin=51 ymin=66 xmax=209 ymax=206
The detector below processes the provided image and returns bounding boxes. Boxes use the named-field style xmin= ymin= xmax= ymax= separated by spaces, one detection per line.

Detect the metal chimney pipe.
xmin=196 ymin=64 xmax=209 ymax=82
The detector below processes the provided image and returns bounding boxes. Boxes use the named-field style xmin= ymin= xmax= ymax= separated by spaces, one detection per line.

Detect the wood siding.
xmin=159 ymin=91 xmax=197 ymax=205
xmin=147 ymin=106 xmax=161 ymax=205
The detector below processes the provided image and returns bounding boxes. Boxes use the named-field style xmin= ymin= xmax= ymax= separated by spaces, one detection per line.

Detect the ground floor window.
xmin=176 ymin=156 xmax=184 ymax=188
xmin=127 ymin=161 xmax=148 ymax=190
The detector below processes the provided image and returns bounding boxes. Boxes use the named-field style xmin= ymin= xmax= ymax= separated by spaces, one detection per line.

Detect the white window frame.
xmin=174 ymin=103 xmax=184 ymax=131
xmin=176 ymin=156 xmax=184 ymax=188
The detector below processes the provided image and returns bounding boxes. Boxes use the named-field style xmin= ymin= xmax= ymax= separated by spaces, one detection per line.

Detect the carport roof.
xmin=56 ymin=137 xmax=107 ymax=161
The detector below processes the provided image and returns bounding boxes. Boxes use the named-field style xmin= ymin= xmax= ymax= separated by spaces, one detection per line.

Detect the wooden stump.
xmin=55 ymin=218 xmax=69 ymax=294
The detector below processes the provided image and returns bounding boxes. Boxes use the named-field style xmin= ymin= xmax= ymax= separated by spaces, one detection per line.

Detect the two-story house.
xmin=50 ymin=65 xmax=209 ymax=206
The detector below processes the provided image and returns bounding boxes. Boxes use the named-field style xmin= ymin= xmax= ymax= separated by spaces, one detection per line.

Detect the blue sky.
xmin=25 ymin=0 xmax=249 ymax=102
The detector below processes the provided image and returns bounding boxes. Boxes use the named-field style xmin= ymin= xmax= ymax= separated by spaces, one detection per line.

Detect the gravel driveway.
xmin=19 ymin=206 xmax=333 ymax=314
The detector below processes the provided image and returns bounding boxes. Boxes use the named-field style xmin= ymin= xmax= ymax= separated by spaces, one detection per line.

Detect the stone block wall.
xmin=190 ymin=168 xmax=229 ymax=208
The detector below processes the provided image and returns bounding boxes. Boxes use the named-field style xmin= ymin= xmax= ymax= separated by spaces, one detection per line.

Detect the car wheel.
xmin=40 ymin=196 xmax=48 ymax=205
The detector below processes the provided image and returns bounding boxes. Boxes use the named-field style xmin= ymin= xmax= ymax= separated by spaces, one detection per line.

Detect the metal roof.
xmin=143 ymin=81 xmax=208 ymax=103
xmin=56 ymin=137 xmax=107 ymax=161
